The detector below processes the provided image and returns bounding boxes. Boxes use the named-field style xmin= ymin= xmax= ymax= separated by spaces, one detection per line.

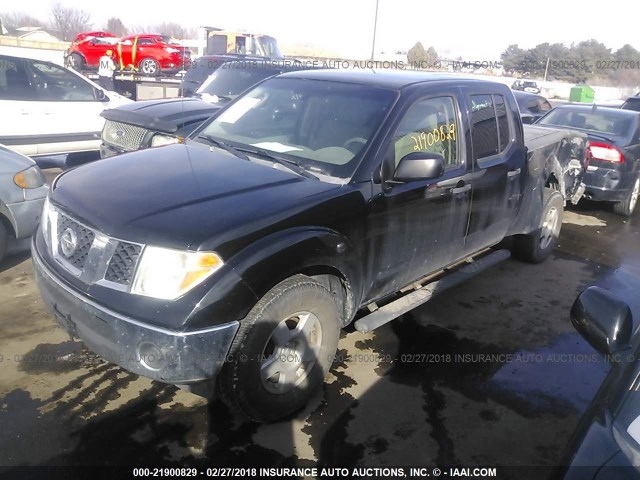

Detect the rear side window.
xmin=470 ymin=94 xmax=511 ymax=160
xmin=0 ymin=57 xmax=37 ymax=100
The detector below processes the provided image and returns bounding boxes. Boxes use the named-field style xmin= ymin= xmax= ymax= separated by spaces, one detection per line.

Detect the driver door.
xmin=364 ymin=92 xmax=473 ymax=302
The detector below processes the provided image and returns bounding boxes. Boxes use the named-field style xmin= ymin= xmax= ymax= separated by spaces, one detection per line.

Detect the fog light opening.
xmin=137 ymin=342 xmax=167 ymax=371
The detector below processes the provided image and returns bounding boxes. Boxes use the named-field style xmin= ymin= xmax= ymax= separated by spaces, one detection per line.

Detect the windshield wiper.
xmin=197 ymin=134 xmax=250 ymax=161
xmin=233 ymin=146 xmax=318 ymax=179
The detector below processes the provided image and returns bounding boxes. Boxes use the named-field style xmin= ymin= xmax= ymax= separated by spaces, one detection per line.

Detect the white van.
xmin=0 ymin=53 xmax=132 ymax=157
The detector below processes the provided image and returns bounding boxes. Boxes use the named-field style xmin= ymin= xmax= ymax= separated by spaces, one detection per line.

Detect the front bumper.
xmin=6 ymin=195 xmax=46 ymax=239
xmin=32 ymin=240 xmax=239 ymax=384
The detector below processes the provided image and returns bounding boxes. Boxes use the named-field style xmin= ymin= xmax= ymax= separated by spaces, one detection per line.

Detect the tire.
xmin=139 ymin=58 xmax=160 ymax=76
xmin=0 ymin=221 xmax=7 ymax=264
xmin=513 ymin=187 xmax=564 ymax=264
xmin=613 ymin=177 xmax=639 ymax=217
xmin=67 ymin=53 xmax=86 ymax=71
xmin=218 ymin=274 xmax=340 ymax=422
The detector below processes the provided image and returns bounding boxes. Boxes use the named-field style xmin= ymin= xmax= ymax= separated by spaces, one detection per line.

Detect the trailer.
xmin=83 ymin=71 xmax=183 ymax=100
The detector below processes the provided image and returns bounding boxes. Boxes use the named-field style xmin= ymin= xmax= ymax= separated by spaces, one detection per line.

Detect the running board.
xmin=354 ymin=249 xmax=511 ymax=333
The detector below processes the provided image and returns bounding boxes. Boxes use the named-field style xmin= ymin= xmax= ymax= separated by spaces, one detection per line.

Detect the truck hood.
xmin=50 ymin=143 xmax=342 ymax=253
xmin=101 ymin=98 xmax=221 ymax=133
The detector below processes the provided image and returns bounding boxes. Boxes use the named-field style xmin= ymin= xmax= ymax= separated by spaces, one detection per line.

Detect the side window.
xmin=539 ymin=99 xmax=552 ymax=112
xmin=393 ymin=96 xmax=459 ymax=170
xmin=0 ymin=57 xmax=37 ymax=100
xmin=30 ymin=62 xmax=95 ymax=101
xmin=470 ymin=94 xmax=510 ymax=159
xmin=495 ymin=95 xmax=509 ymax=151
xmin=136 ymin=38 xmax=154 ymax=45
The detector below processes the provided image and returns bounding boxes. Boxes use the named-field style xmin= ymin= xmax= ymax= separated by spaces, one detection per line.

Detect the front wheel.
xmin=513 ymin=187 xmax=564 ymax=263
xmin=67 ymin=53 xmax=85 ymax=71
xmin=218 ymin=275 xmax=340 ymax=422
xmin=613 ymin=177 xmax=639 ymax=217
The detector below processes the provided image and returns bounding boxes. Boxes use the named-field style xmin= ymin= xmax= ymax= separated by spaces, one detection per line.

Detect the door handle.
xmin=507 ymin=168 xmax=521 ymax=178
xmin=452 ymin=184 xmax=471 ymax=194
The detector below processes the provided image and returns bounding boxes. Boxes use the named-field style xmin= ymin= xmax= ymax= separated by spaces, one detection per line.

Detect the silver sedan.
xmin=0 ymin=144 xmax=48 ymax=262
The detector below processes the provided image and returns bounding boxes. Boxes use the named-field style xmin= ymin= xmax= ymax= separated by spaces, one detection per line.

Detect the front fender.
xmin=227 ymin=227 xmax=363 ymax=324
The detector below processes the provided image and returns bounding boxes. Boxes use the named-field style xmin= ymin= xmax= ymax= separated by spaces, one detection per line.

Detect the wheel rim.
xmin=629 ymin=178 xmax=640 ymax=213
xmin=141 ymin=59 xmax=157 ymax=74
xmin=540 ymin=206 xmax=559 ymax=250
xmin=260 ymin=311 xmax=323 ymax=394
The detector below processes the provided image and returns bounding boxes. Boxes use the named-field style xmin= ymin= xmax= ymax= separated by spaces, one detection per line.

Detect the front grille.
xmin=105 ymin=242 xmax=143 ymax=286
xmin=57 ymin=213 xmax=95 ymax=270
xmin=102 ymin=120 xmax=148 ymax=151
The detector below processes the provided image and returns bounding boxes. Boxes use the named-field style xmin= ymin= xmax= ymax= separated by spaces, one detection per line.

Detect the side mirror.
xmin=94 ymin=87 xmax=108 ymax=101
xmin=571 ymin=286 xmax=633 ymax=356
xmin=394 ymin=152 xmax=445 ymax=182
xmin=521 ymin=114 xmax=536 ymax=125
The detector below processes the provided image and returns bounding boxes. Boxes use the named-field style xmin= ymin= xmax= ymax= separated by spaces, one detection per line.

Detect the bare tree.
xmin=49 ymin=3 xmax=92 ymax=41
xmin=151 ymin=22 xmax=196 ymax=39
xmin=105 ymin=17 xmax=127 ymax=36
xmin=0 ymin=11 xmax=44 ymax=30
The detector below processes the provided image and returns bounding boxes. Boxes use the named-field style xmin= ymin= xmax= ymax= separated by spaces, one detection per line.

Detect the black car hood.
xmin=51 ymin=143 xmax=342 ymax=254
xmin=101 ymin=98 xmax=221 ymax=133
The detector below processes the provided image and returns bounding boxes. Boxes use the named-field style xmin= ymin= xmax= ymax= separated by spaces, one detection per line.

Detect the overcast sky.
xmin=7 ymin=0 xmax=639 ymax=59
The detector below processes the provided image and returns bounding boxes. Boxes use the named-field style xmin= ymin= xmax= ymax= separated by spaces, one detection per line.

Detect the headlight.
xmin=14 ymin=166 xmax=45 ymax=189
xmin=41 ymin=195 xmax=50 ymax=241
xmin=131 ymin=247 xmax=223 ymax=300
xmin=41 ymin=194 xmax=56 ymax=248
xmin=151 ymin=134 xmax=182 ymax=147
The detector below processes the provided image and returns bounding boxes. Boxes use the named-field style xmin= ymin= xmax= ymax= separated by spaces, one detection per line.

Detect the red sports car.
xmin=66 ymin=33 xmax=191 ymax=75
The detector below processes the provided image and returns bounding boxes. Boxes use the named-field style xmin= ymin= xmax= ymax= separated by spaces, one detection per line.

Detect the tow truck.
xmin=67 ymin=27 xmax=285 ymax=100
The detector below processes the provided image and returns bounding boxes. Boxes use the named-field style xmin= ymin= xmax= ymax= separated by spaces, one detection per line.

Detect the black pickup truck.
xmin=33 ymin=70 xmax=587 ymax=422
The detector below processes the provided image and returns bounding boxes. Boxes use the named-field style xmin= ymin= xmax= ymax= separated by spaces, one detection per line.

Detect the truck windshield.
xmin=195 ymin=77 xmax=397 ymax=178
xmin=255 ymin=35 xmax=284 ymax=59
xmin=197 ymin=62 xmax=286 ymax=102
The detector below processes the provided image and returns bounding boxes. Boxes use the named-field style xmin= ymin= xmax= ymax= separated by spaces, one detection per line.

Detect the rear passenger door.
xmin=463 ymin=90 xmax=526 ymax=255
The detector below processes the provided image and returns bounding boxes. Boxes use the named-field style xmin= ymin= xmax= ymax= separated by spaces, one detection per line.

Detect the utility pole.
xmin=371 ymin=0 xmax=379 ymax=61
xmin=543 ymin=57 xmax=550 ymax=82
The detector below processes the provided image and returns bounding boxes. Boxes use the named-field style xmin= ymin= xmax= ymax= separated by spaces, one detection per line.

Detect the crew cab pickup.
xmin=32 ymin=70 xmax=587 ymax=422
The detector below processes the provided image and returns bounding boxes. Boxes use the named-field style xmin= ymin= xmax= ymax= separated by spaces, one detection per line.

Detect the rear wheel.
xmin=218 ymin=275 xmax=340 ymax=422
xmin=139 ymin=58 xmax=160 ymax=76
xmin=613 ymin=177 xmax=639 ymax=217
xmin=513 ymin=187 xmax=564 ymax=263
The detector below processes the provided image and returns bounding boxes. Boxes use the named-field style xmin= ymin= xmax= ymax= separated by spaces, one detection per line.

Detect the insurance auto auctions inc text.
xmin=240 ymin=59 xmax=503 ymax=70
xmin=257 ymin=466 xmax=498 ymax=477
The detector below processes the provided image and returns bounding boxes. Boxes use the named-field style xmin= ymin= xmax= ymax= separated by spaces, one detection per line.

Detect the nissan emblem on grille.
xmin=60 ymin=228 xmax=78 ymax=258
